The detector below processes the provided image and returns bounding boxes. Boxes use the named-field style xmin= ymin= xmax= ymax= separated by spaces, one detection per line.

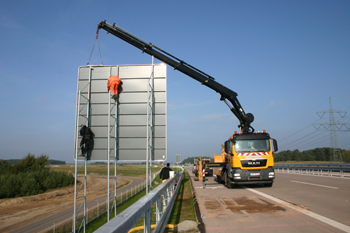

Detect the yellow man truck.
xmin=213 ymin=130 xmax=278 ymax=188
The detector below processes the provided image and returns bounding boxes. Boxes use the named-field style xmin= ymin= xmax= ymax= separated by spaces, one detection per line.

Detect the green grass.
xmin=45 ymin=165 xmax=162 ymax=233
xmin=129 ymin=170 xmax=197 ymax=233
xmin=85 ymin=174 xmax=166 ymax=232
xmin=49 ymin=164 xmax=162 ymax=177
xmin=167 ymin=170 xmax=196 ymax=224
xmin=45 ymin=166 xmax=196 ymax=233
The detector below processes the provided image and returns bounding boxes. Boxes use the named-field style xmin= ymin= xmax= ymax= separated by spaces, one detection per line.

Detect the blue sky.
xmin=0 ymin=1 xmax=349 ymax=163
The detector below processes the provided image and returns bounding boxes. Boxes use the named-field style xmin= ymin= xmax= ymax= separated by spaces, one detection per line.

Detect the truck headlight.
xmin=269 ymin=172 xmax=275 ymax=178
xmin=234 ymin=173 xmax=241 ymax=179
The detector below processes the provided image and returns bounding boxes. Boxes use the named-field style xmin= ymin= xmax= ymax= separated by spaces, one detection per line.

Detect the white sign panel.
xmin=75 ymin=64 xmax=167 ymax=161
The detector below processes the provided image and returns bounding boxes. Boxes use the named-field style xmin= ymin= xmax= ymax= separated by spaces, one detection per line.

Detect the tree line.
xmin=180 ymin=148 xmax=350 ymax=164
xmin=274 ymin=147 xmax=350 ymax=163
xmin=181 ymin=156 xmax=213 ymax=164
xmin=4 ymin=158 xmax=66 ymax=165
xmin=0 ymin=154 xmax=74 ymax=199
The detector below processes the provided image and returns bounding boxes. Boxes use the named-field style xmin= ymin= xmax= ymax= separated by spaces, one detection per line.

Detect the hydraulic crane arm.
xmin=98 ymin=20 xmax=254 ymax=133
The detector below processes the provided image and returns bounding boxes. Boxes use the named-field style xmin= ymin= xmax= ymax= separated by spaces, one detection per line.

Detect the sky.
xmin=0 ymin=0 xmax=349 ymax=164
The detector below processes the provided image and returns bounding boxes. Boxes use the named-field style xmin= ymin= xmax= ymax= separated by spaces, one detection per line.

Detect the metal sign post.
xmin=203 ymin=168 xmax=206 ymax=188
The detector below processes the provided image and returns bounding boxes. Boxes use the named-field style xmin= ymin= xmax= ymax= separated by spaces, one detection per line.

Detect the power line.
xmin=277 ymin=98 xmax=349 ymax=154
xmin=277 ymin=112 xmax=330 ymax=145
xmin=280 ymin=130 xmax=322 ymax=150
xmin=313 ymin=97 xmax=350 ymax=162
xmin=297 ymin=131 xmax=348 ymax=151
xmin=278 ymin=124 xmax=314 ymax=143
xmin=296 ymin=132 xmax=330 ymax=151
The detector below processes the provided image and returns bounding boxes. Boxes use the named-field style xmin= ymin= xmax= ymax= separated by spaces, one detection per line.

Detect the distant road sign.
xmin=175 ymin=154 xmax=181 ymax=164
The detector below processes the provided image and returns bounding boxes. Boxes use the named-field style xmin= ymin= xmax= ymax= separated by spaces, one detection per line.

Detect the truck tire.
xmin=217 ymin=175 xmax=221 ymax=183
xmin=225 ymin=171 xmax=234 ymax=189
xmin=264 ymin=182 xmax=273 ymax=187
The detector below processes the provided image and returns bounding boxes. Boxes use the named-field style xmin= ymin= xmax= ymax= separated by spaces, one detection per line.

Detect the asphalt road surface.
xmin=10 ymin=176 xmax=145 ymax=233
xmin=186 ymin=167 xmax=350 ymax=233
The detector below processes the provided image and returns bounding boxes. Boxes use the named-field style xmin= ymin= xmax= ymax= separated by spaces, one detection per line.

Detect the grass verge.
xmin=46 ymin=169 xmax=162 ymax=233
xmin=49 ymin=164 xmax=162 ymax=177
xmin=46 ymin=167 xmax=196 ymax=233
xmin=129 ymin=170 xmax=197 ymax=233
xmin=167 ymin=170 xmax=196 ymax=224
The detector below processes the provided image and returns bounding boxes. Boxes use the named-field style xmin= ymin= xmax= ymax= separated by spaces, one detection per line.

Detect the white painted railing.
xmin=95 ymin=167 xmax=184 ymax=233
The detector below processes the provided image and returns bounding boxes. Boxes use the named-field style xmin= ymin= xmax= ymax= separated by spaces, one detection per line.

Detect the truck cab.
xmin=215 ymin=131 xmax=278 ymax=188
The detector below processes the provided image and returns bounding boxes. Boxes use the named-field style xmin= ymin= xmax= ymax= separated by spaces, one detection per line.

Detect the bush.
xmin=62 ymin=172 xmax=74 ymax=187
xmin=43 ymin=171 xmax=74 ymax=190
xmin=21 ymin=173 xmax=42 ymax=196
xmin=3 ymin=173 xmax=24 ymax=198
xmin=31 ymin=169 xmax=50 ymax=191
xmin=12 ymin=153 xmax=48 ymax=174
xmin=0 ymin=154 xmax=74 ymax=199
xmin=0 ymin=160 xmax=11 ymax=176
xmin=0 ymin=178 xmax=5 ymax=198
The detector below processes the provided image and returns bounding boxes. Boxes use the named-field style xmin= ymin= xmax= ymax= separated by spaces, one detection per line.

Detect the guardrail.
xmin=95 ymin=167 xmax=184 ymax=233
xmin=275 ymin=163 xmax=350 ymax=177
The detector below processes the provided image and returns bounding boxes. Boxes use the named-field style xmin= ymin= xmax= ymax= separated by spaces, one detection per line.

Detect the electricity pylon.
xmin=313 ymin=97 xmax=350 ymax=162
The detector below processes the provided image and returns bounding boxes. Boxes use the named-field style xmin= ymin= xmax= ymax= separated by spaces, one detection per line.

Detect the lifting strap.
xmin=87 ymin=26 xmax=103 ymax=65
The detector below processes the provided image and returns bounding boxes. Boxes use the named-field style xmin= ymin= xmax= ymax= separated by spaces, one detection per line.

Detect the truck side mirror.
xmin=224 ymin=141 xmax=232 ymax=154
xmin=272 ymin=139 xmax=278 ymax=152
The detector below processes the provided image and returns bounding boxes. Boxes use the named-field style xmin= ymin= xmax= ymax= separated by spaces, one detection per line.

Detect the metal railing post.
xmin=156 ymin=197 xmax=162 ymax=222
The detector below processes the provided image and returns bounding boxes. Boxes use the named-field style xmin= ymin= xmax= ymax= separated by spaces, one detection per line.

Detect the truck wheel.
xmin=264 ymin=182 xmax=273 ymax=187
xmin=217 ymin=175 xmax=221 ymax=183
xmin=225 ymin=172 xmax=233 ymax=189
xmin=224 ymin=171 xmax=227 ymax=186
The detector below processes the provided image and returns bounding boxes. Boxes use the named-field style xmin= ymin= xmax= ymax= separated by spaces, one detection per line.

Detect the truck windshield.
xmin=234 ymin=139 xmax=270 ymax=153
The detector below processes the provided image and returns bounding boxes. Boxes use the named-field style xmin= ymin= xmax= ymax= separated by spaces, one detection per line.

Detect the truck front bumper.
xmin=229 ymin=166 xmax=275 ymax=185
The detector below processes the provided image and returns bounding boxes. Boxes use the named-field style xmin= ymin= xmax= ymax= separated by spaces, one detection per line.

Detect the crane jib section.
xmin=98 ymin=20 xmax=254 ymax=133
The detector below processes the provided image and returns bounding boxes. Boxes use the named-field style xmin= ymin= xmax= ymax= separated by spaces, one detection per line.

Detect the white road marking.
xmin=291 ymin=180 xmax=339 ymax=189
xmin=245 ymin=187 xmax=350 ymax=233
xmin=195 ymin=186 xmax=223 ymax=189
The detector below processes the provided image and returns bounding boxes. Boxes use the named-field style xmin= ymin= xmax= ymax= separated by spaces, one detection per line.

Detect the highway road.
xmin=186 ymin=167 xmax=350 ymax=233
xmin=9 ymin=176 xmax=145 ymax=233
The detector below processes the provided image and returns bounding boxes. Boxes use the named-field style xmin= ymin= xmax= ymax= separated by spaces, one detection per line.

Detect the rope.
xmin=97 ymin=38 xmax=103 ymax=65
xmin=87 ymin=26 xmax=103 ymax=65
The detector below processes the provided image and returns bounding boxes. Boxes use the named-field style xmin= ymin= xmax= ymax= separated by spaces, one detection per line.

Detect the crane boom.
xmin=98 ymin=20 xmax=254 ymax=133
